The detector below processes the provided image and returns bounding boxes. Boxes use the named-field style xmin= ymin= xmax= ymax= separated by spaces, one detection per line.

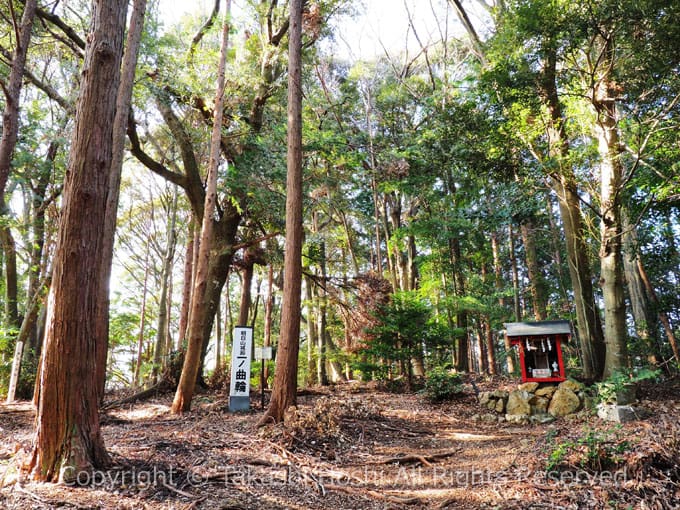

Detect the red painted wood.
xmin=509 ymin=333 xmax=568 ymax=383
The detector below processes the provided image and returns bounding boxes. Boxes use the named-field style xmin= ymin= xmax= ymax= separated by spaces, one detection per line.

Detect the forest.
xmin=1 ymin=0 xmax=679 ymax=508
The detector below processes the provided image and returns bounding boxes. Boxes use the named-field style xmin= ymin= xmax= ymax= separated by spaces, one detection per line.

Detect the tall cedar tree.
xmin=96 ymin=0 xmax=148 ymax=397
xmin=260 ymin=0 xmax=303 ymax=424
xmin=28 ymin=0 xmax=128 ymax=481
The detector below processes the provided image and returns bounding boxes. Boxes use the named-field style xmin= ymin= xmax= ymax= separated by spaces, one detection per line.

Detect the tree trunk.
xmin=316 ymin=240 xmax=329 ymax=386
xmin=546 ymin=195 xmax=570 ymax=306
xmin=177 ymin=217 xmax=196 ymax=348
xmin=238 ymin=267 xmax=253 ymax=327
xmin=29 ymin=0 xmax=128 ymax=481
xmin=491 ymin=231 xmax=515 ymax=373
xmin=491 ymin=231 xmax=505 ymax=307
xmin=541 ymin=48 xmax=605 ymax=380
xmin=485 ymin=317 xmax=496 ymax=375
xmin=407 ymin=233 xmax=425 ymax=377
xmin=237 ymin=245 xmax=265 ymax=327
xmin=593 ymin=54 xmax=628 ymax=379
xmin=213 ymin=293 xmax=222 ymax=372
xmin=6 ymin=271 xmax=51 ymax=402
xmin=133 ymin=245 xmax=151 ymax=388
xmin=520 ymin=217 xmax=547 ymax=320
xmin=260 ymin=0 xmax=303 ymax=424
xmin=22 ymin=139 xmax=58 ymax=382
xmin=449 ymin=236 xmax=469 ymax=372
xmin=0 ymin=0 xmax=38 ymax=205
xmin=263 ymin=264 xmax=274 ymax=388
xmin=172 ymin=8 xmax=230 ymax=413
xmin=622 ymin=211 xmax=660 ymax=365
xmin=508 ymin=222 xmax=522 ymax=321
xmin=382 ymin=196 xmax=399 ymax=292
xmin=0 ymin=227 xmax=19 ymax=329
xmin=637 ymin=253 xmax=680 ymax=367
xmin=475 ymin=324 xmax=485 ymax=373
xmin=152 ymin=189 xmax=178 ymax=381
xmin=365 ymin=83 xmax=383 ymax=276
xmin=197 ymin=215 xmax=241 ymax=382
xmin=339 ymin=210 xmax=360 ymax=274
xmin=95 ymin=0 xmax=148 ymax=398
xmin=305 ymin=274 xmax=318 ymax=386
xmin=225 ymin=272 xmax=234 ymax=356
xmin=324 ymin=334 xmax=348 ymax=383
xmin=95 ymin=0 xmax=146 ymax=399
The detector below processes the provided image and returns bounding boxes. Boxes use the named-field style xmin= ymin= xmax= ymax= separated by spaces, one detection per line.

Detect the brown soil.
xmin=1 ymin=376 xmax=679 ymax=509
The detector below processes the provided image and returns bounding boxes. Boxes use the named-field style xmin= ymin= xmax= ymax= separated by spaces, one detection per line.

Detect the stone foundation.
xmin=476 ymin=379 xmax=594 ymax=424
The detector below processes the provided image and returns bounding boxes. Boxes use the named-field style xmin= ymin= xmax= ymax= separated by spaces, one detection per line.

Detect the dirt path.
xmin=1 ymin=380 xmax=679 ymax=509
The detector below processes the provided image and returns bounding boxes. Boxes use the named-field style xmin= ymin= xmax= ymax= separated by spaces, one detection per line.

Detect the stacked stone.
xmin=476 ymin=379 xmax=592 ymax=424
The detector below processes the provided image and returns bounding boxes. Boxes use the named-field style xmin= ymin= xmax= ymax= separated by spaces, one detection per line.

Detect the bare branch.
xmin=127 ymin=112 xmax=190 ymax=192
xmin=448 ymin=0 xmax=486 ymax=64
xmin=35 ymin=5 xmax=86 ymax=50
xmin=0 ymin=44 xmax=73 ymax=112
xmin=404 ymin=0 xmax=436 ymax=91
xmin=188 ymin=0 xmax=221 ymax=65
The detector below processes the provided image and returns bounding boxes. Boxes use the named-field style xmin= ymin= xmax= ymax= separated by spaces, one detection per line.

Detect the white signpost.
xmin=229 ymin=326 xmax=253 ymax=412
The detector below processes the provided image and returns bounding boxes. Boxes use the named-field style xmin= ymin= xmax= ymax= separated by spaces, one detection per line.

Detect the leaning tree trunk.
xmin=172 ymin=9 xmax=230 ymax=413
xmin=260 ymin=0 xmax=303 ymax=425
xmin=196 ymin=212 xmax=240 ymax=382
xmin=28 ymin=0 xmax=128 ymax=481
xmin=6 ymin=271 xmax=51 ymax=403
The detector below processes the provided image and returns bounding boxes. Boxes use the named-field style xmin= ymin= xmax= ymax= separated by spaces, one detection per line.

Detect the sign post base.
xmin=229 ymin=395 xmax=250 ymax=412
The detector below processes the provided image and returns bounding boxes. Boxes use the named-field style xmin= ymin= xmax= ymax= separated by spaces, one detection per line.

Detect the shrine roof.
xmin=503 ymin=320 xmax=572 ymax=338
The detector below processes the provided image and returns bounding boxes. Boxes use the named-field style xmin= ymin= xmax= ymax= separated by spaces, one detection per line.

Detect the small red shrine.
xmin=504 ymin=320 xmax=572 ymax=383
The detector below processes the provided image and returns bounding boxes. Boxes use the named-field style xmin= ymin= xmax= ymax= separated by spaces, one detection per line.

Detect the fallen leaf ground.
xmin=1 ymin=376 xmax=679 ymax=509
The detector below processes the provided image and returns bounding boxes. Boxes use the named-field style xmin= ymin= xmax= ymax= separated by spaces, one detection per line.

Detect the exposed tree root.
xmin=363 ymin=448 xmax=462 ymax=467
xmin=325 ymin=484 xmax=422 ymax=505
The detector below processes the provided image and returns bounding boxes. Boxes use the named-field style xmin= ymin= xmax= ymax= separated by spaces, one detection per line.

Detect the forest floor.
xmin=1 ymin=375 xmax=680 ymax=510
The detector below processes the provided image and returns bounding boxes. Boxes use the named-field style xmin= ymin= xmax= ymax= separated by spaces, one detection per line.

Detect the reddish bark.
xmin=260 ymin=0 xmax=304 ymax=424
xmin=29 ymin=0 xmax=128 ymax=481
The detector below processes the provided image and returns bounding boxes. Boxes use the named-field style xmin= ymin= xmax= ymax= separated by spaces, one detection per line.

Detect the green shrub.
xmin=545 ymin=425 xmax=631 ymax=473
xmin=596 ymin=367 xmax=659 ymax=404
xmin=422 ymin=367 xmax=463 ymax=403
